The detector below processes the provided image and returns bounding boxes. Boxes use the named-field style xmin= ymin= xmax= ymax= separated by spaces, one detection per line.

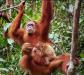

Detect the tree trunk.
xmin=67 ymin=0 xmax=81 ymax=75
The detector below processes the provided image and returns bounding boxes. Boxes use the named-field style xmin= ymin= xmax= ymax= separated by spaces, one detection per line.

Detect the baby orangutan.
xmin=31 ymin=42 xmax=56 ymax=66
xmin=21 ymin=42 xmax=56 ymax=66
xmin=20 ymin=42 xmax=58 ymax=75
xmin=20 ymin=42 xmax=79 ymax=75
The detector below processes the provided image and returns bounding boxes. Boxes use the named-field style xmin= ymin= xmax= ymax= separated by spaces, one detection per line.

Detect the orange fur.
xmin=8 ymin=0 xmax=52 ymax=46
xmin=20 ymin=42 xmax=79 ymax=75
xmin=54 ymin=54 xmax=79 ymax=75
xmin=13 ymin=1 xmax=54 ymax=74
xmin=20 ymin=42 xmax=62 ymax=75
xmin=5 ymin=1 xmax=79 ymax=75
xmin=31 ymin=42 xmax=56 ymax=66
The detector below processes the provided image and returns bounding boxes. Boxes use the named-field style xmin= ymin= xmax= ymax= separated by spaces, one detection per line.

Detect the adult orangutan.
xmin=8 ymin=0 xmax=53 ymax=46
xmin=5 ymin=0 xmax=79 ymax=75
xmin=7 ymin=0 xmax=62 ymax=75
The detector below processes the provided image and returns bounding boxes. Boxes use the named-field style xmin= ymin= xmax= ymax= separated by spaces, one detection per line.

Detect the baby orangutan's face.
xmin=31 ymin=43 xmax=49 ymax=66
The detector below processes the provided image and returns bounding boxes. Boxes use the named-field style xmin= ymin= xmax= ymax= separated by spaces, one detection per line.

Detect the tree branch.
xmin=0 ymin=5 xmax=18 ymax=12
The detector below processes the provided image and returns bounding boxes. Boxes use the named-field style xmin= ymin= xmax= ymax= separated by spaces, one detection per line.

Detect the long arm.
xmin=9 ymin=1 xmax=25 ymax=45
xmin=39 ymin=0 xmax=53 ymax=39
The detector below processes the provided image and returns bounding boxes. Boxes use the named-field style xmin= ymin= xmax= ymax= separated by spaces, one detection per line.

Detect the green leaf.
xmin=0 ymin=68 xmax=9 ymax=72
xmin=80 ymin=53 xmax=84 ymax=58
xmin=3 ymin=23 xmax=11 ymax=31
xmin=0 ymin=58 xmax=5 ymax=62
xmin=81 ymin=58 xmax=84 ymax=61
xmin=7 ymin=38 xmax=14 ymax=45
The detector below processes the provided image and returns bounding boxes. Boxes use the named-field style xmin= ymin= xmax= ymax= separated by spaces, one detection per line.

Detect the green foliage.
xmin=0 ymin=0 xmax=84 ymax=75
